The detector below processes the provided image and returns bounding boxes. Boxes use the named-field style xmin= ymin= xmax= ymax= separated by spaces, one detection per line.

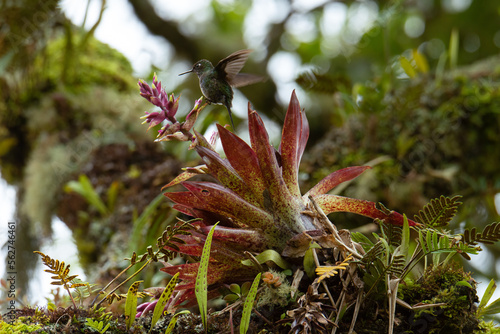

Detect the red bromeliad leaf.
xmin=165 ymin=225 xmax=267 ymax=256
xmin=297 ymin=102 xmax=309 ymax=167
xmin=161 ymin=167 xmax=206 ymax=190
xmin=198 ymin=225 xmax=267 ymax=252
xmin=162 ymin=262 xmax=237 ymax=288
xmin=191 ymin=208 xmax=242 ymax=228
xmin=167 ymin=289 xmax=222 ymax=309
xmin=247 ymin=105 xmax=287 ymax=199
xmin=313 ymin=194 xmax=419 ymax=226
xmin=164 ymin=191 xmax=206 ymax=212
xmin=305 ymin=166 xmax=372 ymax=198
xmin=217 ymin=124 xmax=266 ymax=205
xmin=181 ymin=181 xmax=275 ymax=230
xmin=171 ymin=204 xmax=195 ymax=216
xmin=195 ymin=146 xmax=261 ymax=207
xmin=164 ymin=228 xmax=256 ymax=262
xmin=162 ymin=261 xmax=258 ymax=309
xmin=247 ymin=105 xmax=310 ymax=239
xmin=194 ymin=130 xmax=214 ymax=149
xmin=280 ymin=90 xmax=304 ymax=198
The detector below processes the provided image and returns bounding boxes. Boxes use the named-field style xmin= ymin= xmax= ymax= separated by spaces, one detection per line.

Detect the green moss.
xmin=478 ymin=320 xmax=500 ymax=334
xmin=398 ymin=263 xmax=480 ymax=333
xmin=0 ymin=319 xmax=43 ymax=333
xmin=34 ymin=32 xmax=135 ymax=93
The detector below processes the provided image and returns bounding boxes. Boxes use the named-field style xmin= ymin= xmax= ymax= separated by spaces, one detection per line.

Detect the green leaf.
xmin=47 ymin=301 xmax=56 ymax=312
xmin=456 ymin=280 xmax=473 ymax=289
xmin=479 ymin=279 xmax=497 ymax=310
xmin=482 ymin=297 xmax=500 ymax=315
xmin=412 ymin=49 xmax=429 ymax=73
xmin=165 ymin=310 xmax=191 ymax=334
xmin=224 ymin=294 xmax=240 ymax=303
xmin=65 ymin=174 xmax=109 ymax=216
xmin=351 ymin=232 xmax=374 ymax=252
xmin=101 ymin=323 xmax=110 ymax=333
xmin=241 ymin=249 xmax=291 ymax=269
xmin=125 ymin=280 xmax=143 ymax=330
xmin=240 ymin=273 xmax=261 ymax=334
xmin=240 ymin=282 xmax=251 ymax=297
xmin=378 ymin=238 xmax=391 ymax=267
xmin=426 ymin=230 xmax=433 ymax=255
xmin=432 ymin=232 xmax=441 ymax=265
xmin=129 ymin=193 xmax=166 ymax=254
xmin=304 ymin=248 xmax=316 ymax=279
xmin=150 ymin=272 xmax=179 ymax=331
xmin=418 ymin=229 xmax=427 ymax=253
xmin=400 ymin=215 xmax=410 ymax=262
xmin=400 ymin=56 xmax=416 ymax=78
xmin=229 ymin=283 xmax=241 ymax=295
xmin=449 ymin=28 xmax=459 ymax=69
xmin=196 ymin=222 xmax=219 ymax=331
xmin=106 ymin=181 xmax=120 ymax=212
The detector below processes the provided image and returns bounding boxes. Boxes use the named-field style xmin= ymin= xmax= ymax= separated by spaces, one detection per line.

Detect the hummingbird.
xmin=179 ymin=49 xmax=264 ymax=129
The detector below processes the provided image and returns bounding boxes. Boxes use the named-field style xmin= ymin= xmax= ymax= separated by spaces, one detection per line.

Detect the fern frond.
xmin=351 ymin=232 xmax=374 ymax=252
xmin=360 ymin=240 xmax=386 ymax=265
xmin=104 ymin=291 xmax=151 ymax=305
xmin=316 ymin=254 xmax=353 ymax=283
xmin=34 ymin=251 xmax=82 ymax=308
xmin=362 ymin=258 xmax=388 ymax=296
xmin=34 ymin=251 xmax=79 ymax=286
xmin=388 ymin=254 xmax=406 ymax=277
xmin=379 ymin=221 xmax=403 ymax=246
xmin=414 ymin=195 xmax=462 ymax=227
xmin=417 ymin=228 xmax=479 ymax=261
xmin=125 ymin=220 xmax=194 ymax=265
xmin=462 ymin=222 xmax=500 ymax=246
xmin=71 ymin=279 xmax=100 ymax=302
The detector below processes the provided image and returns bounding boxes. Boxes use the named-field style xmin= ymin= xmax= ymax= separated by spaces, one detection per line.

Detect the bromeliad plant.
xmin=138 ymin=77 xmax=418 ymax=307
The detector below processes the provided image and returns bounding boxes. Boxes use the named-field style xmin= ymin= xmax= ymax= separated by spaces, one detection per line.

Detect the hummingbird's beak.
xmin=178 ymin=70 xmax=192 ymax=76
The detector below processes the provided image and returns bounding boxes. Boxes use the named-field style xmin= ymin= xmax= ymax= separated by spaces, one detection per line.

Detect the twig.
xmin=348 ymin=289 xmax=363 ymax=334
xmin=95 ymin=259 xmax=153 ymax=307
xmin=243 ymin=251 xmax=264 ymax=272
xmin=308 ymin=195 xmax=362 ymax=259
xmin=90 ymin=262 xmax=134 ymax=307
xmin=229 ymin=307 xmax=234 ymax=334
xmin=312 ymin=248 xmax=335 ymax=308
xmin=253 ymin=308 xmax=273 ymax=326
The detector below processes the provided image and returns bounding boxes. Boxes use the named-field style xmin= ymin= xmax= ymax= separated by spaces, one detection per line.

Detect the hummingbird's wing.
xmin=230 ymin=73 xmax=266 ymax=88
xmin=215 ymin=49 xmax=252 ymax=83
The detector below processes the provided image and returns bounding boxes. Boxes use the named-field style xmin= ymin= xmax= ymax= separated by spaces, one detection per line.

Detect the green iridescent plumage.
xmin=179 ymin=49 xmax=263 ymax=129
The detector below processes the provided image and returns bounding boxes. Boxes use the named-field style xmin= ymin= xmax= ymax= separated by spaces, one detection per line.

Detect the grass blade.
xmin=196 ymin=222 xmax=219 ymax=331
xmin=165 ymin=310 xmax=191 ymax=334
xmin=479 ymin=279 xmax=496 ymax=309
xmin=125 ymin=280 xmax=143 ymax=330
xmin=150 ymin=272 xmax=179 ymax=331
xmin=240 ymin=272 xmax=261 ymax=334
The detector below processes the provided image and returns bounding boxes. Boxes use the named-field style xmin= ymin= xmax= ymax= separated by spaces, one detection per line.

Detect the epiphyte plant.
xmin=138 ymin=75 xmax=417 ymax=306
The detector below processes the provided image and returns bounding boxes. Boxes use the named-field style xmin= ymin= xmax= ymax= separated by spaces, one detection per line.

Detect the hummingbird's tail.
xmin=224 ymin=103 xmax=235 ymax=130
